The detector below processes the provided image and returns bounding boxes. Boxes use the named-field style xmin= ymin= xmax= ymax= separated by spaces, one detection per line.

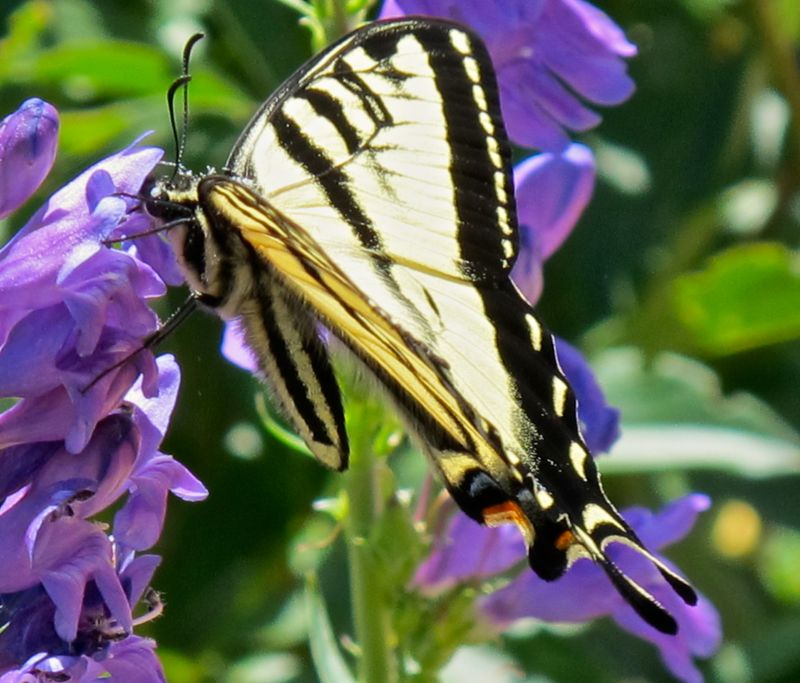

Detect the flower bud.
xmin=0 ymin=98 xmax=59 ymax=219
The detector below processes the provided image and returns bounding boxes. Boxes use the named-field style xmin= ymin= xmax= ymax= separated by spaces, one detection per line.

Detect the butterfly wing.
xmin=235 ymin=271 xmax=349 ymax=470
xmin=216 ymin=18 xmax=696 ymax=632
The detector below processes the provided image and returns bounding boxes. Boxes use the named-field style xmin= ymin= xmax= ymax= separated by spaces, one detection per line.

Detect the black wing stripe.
xmin=333 ymin=60 xmax=393 ymax=127
xmin=271 ymin=108 xmax=381 ymax=251
xmin=413 ymin=27 xmax=516 ymax=281
xmin=297 ymin=87 xmax=363 ymax=155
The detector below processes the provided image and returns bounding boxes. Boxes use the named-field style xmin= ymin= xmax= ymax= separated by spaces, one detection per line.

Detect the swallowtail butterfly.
xmin=148 ymin=17 xmax=697 ymax=634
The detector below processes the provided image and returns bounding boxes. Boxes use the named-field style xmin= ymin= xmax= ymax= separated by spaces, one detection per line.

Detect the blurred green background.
xmin=2 ymin=1 xmax=800 ymax=681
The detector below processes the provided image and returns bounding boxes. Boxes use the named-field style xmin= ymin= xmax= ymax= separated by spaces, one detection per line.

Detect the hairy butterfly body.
xmin=149 ymin=18 xmax=697 ymax=634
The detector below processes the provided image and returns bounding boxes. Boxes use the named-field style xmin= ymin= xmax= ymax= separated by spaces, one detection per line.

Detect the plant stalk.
xmin=344 ymin=401 xmax=397 ymax=683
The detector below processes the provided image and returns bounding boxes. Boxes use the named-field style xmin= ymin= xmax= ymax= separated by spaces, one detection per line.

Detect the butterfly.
xmin=148 ymin=17 xmax=697 ymax=634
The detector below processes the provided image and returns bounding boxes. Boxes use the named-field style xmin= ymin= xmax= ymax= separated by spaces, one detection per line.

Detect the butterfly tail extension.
xmin=517 ymin=485 xmax=696 ymax=635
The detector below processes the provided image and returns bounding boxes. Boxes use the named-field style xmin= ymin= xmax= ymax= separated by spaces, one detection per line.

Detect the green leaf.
xmin=256 ymin=592 xmax=310 ymax=650
xmin=678 ymin=0 xmax=737 ymax=21
xmin=369 ymin=495 xmax=424 ymax=589
xmin=26 ymin=41 xmax=173 ymax=98
xmin=305 ymin=575 xmax=356 ymax=683
xmin=181 ymin=67 xmax=254 ymax=120
xmin=159 ymin=648 xmax=215 ymax=683
xmin=672 ymin=242 xmax=800 ymax=355
xmin=593 ymin=348 xmax=800 ymax=476
xmin=59 ymin=99 xmax=164 ymax=155
xmin=396 ymin=587 xmax=489 ymax=678
xmin=0 ymin=0 xmax=52 ymax=82
xmin=778 ymin=0 xmax=800 ymax=41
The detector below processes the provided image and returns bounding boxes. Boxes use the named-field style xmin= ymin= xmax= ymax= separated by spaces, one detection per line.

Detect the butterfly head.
xmin=145 ymin=171 xmax=219 ymax=305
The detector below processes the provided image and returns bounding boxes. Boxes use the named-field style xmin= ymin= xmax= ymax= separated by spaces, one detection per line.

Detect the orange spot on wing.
xmin=482 ymin=501 xmax=534 ymax=545
xmin=555 ymin=530 xmax=575 ymax=551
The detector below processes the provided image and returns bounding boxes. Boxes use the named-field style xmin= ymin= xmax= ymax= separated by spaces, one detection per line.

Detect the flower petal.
xmin=510 ymin=144 xmax=596 ymax=304
xmin=414 ymin=508 xmax=525 ymax=590
xmin=82 ymin=636 xmax=167 ymax=683
xmin=221 ymin=320 xmax=258 ymax=372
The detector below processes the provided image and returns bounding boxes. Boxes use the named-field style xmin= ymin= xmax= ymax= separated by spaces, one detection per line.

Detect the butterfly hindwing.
xmin=237 ymin=273 xmax=349 ymax=470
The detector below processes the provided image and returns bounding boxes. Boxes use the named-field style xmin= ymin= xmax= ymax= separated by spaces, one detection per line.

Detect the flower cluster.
xmin=0 ymin=99 xmax=206 ymax=682
xmin=378 ymin=2 xmax=722 ymax=681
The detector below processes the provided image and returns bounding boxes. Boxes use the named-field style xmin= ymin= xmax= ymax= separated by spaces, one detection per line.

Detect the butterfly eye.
xmin=175 ymin=216 xmax=206 ymax=285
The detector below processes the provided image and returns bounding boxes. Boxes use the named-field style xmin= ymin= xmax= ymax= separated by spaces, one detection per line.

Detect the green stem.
xmin=344 ymin=401 xmax=397 ymax=683
xmin=749 ymin=0 xmax=800 ymax=163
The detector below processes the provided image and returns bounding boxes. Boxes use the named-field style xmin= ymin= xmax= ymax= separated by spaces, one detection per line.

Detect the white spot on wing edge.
xmin=535 ymin=486 xmax=555 ymax=510
xmin=449 ymin=28 xmax=471 ymax=55
xmin=497 ymin=205 xmax=512 ymax=235
xmin=582 ymin=503 xmax=625 ymax=533
xmin=464 ymin=56 xmax=481 ymax=83
xmin=552 ymin=377 xmax=568 ymax=417
xmin=569 ymin=441 xmax=588 ymax=481
xmin=494 ymin=170 xmax=508 ymax=203
xmin=479 ymin=111 xmax=495 ymax=135
xmin=472 ymin=83 xmax=487 ymax=110
xmin=526 ymin=313 xmax=542 ymax=351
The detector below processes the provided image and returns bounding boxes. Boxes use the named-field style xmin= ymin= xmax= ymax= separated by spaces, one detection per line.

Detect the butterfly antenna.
xmin=167 ymin=32 xmax=205 ymax=181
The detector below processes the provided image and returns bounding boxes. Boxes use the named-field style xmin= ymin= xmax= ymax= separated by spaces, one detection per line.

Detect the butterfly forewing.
xmin=161 ymin=18 xmax=698 ymax=635
xmin=227 ymin=18 xmax=527 ymax=477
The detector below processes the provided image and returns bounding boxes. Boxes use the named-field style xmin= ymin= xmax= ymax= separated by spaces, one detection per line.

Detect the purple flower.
xmin=417 ymin=495 xmax=721 ymax=683
xmin=379 ymin=0 xmax=637 ymax=151
xmin=0 ymin=99 xmax=205 ymax=681
xmin=0 ymin=99 xmax=58 ymax=219
xmin=221 ymin=319 xmax=257 ymax=373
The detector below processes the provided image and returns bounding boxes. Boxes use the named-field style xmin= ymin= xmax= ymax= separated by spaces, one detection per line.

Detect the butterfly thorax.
xmin=148 ymin=172 xmax=260 ymax=319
